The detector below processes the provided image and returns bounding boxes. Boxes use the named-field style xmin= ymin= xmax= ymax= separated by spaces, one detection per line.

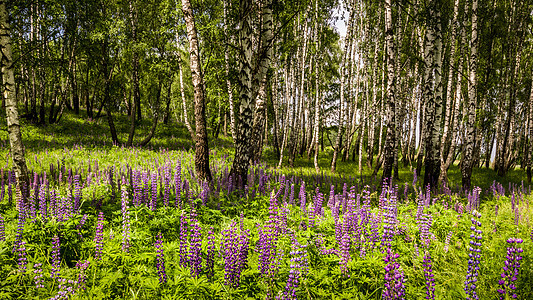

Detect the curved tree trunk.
xmin=181 ymin=0 xmax=212 ymax=182
xmin=1 ymin=0 xmax=30 ymax=205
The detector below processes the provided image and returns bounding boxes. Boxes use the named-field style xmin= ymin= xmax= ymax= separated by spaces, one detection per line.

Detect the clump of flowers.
xmin=221 ymin=221 xmax=250 ymax=288
xmin=51 ymin=235 xmax=61 ymax=278
xmin=189 ymin=222 xmax=202 ymax=278
xmin=206 ymin=227 xmax=216 ymax=280
xmin=464 ymin=210 xmax=482 ymax=300
xmin=121 ymin=188 xmax=131 ymax=253
xmin=0 ymin=213 xmax=5 ymax=241
xmin=497 ymin=238 xmax=523 ymax=299
xmin=17 ymin=240 xmax=28 ymax=273
xmin=278 ymin=238 xmax=309 ymax=300
xmin=94 ymin=212 xmax=105 ymax=260
xmin=383 ymin=248 xmax=405 ymax=300
xmin=422 ymin=251 xmax=435 ymax=300
xmin=154 ymin=232 xmax=167 ymax=284
xmin=75 ymin=260 xmax=90 ymax=291
xmin=33 ymin=263 xmax=44 ymax=288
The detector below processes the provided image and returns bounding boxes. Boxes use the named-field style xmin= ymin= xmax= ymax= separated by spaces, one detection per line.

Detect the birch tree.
xmin=1 ymin=0 xmax=30 ymax=202
xmin=181 ymin=0 xmax=212 ymax=181
xmin=382 ymin=0 xmax=396 ymax=182
xmin=461 ymin=0 xmax=479 ymax=190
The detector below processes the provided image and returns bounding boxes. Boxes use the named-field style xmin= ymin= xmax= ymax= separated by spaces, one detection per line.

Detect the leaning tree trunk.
xmin=1 ymin=0 xmax=30 ymax=204
xmin=382 ymin=0 xmax=396 ymax=183
xmin=230 ymin=0 xmax=254 ymax=187
xmin=181 ymin=0 xmax=212 ymax=182
xmin=461 ymin=0 xmax=479 ymax=190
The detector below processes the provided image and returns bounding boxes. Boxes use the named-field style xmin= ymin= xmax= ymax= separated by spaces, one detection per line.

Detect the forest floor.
xmin=0 ymin=110 xmax=528 ymax=191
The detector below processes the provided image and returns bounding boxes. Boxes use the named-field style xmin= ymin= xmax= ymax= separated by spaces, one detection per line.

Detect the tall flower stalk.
xmin=464 ymin=210 xmax=482 ymax=300
xmin=121 ymin=188 xmax=131 ymax=253
xmin=497 ymin=238 xmax=523 ymax=299
xmin=154 ymin=232 xmax=167 ymax=284
xmin=51 ymin=235 xmax=61 ymax=278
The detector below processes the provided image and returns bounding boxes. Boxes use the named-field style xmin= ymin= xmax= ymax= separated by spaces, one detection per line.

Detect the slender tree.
xmin=461 ymin=0 xmax=479 ymax=190
xmin=382 ymin=0 xmax=396 ymax=182
xmin=181 ymin=0 xmax=212 ymax=182
xmin=1 ymin=0 xmax=30 ymax=203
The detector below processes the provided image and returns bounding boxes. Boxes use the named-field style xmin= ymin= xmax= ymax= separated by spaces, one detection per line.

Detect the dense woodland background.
xmin=1 ymin=0 xmax=533 ymax=190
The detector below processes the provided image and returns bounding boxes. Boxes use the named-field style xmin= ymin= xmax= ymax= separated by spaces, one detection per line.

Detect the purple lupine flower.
xmin=51 ymin=235 xmax=61 ymax=278
xmin=49 ymin=189 xmax=57 ymax=218
xmin=163 ymin=166 xmax=171 ymax=207
xmin=73 ymin=175 xmax=81 ymax=211
xmin=175 ymin=162 xmax=182 ymax=207
xmin=154 ymin=232 xmax=167 ymax=284
xmin=339 ymin=232 xmax=351 ymax=277
xmin=94 ymin=212 xmax=105 ymax=260
xmin=206 ymin=228 xmax=216 ymax=280
xmin=299 ymin=182 xmax=306 ymax=213
xmin=33 ymin=263 xmax=44 ymax=288
xmin=150 ymin=171 xmax=157 ymax=211
xmin=443 ymin=231 xmax=453 ymax=253
xmin=189 ymin=222 xmax=202 ymax=278
xmin=50 ymin=278 xmax=76 ymax=300
xmin=16 ymin=240 xmax=28 ymax=273
xmin=199 ymin=181 xmax=209 ymax=205
xmin=142 ymin=171 xmax=150 ymax=206
xmin=280 ymin=239 xmax=309 ymax=300
xmin=13 ymin=212 xmax=25 ymax=253
xmin=0 ymin=213 xmax=4 ymax=241
xmin=221 ymin=221 xmax=241 ymax=287
xmin=179 ymin=214 xmax=188 ymax=267
xmin=464 ymin=210 xmax=482 ymax=300
xmin=288 ymin=184 xmax=295 ymax=205
xmin=38 ymin=183 xmax=47 ymax=221
xmin=133 ymin=170 xmax=142 ymax=207
xmin=75 ymin=260 xmax=90 ymax=291
xmin=383 ymin=248 xmax=405 ymax=300
xmin=0 ymin=169 xmax=4 ymax=202
xmin=382 ymin=186 xmax=398 ymax=249
xmin=497 ymin=238 xmax=523 ymax=299
xmin=121 ymin=189 xmax=131 ymax=252
xmin=423 ymin=251 xmax=435 ymax=300
xmin=257 ymin=220 xmax=281 ymax=278
xmin=76 ymin=214 xmax=88 ymax=239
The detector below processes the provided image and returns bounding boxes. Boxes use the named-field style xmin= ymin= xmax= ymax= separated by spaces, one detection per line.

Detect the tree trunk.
xmin=181 ymin=0 xmax=212 ymax=182
xmin=223 ymin=1 xmax=237 ymax=142
xmin=438 ymin=33 xmax=464 ymax=184
xmin=382 ymin=0 xmax=396 ymax=183
xmin=1 ymin=0 xmax=30 ymax=203
xmin=526 ymin=79 xmax=533 ymax=184
xmin=331 ymin=9 xmax=354 ymax=172
xmin=179 ymin=57 xmax=195 ymax=141
xmin=440 ymin=0 xmax=460 ymax=169
xmin=251 ymin=0 xmax=273 ymax=162
xmin=126 ymin=0 xmax=139 ymax=147
xmin=423 ymin=1 xmax=443 ymax=188
xmin=461 ymin=0 xmax=479 ymax=190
